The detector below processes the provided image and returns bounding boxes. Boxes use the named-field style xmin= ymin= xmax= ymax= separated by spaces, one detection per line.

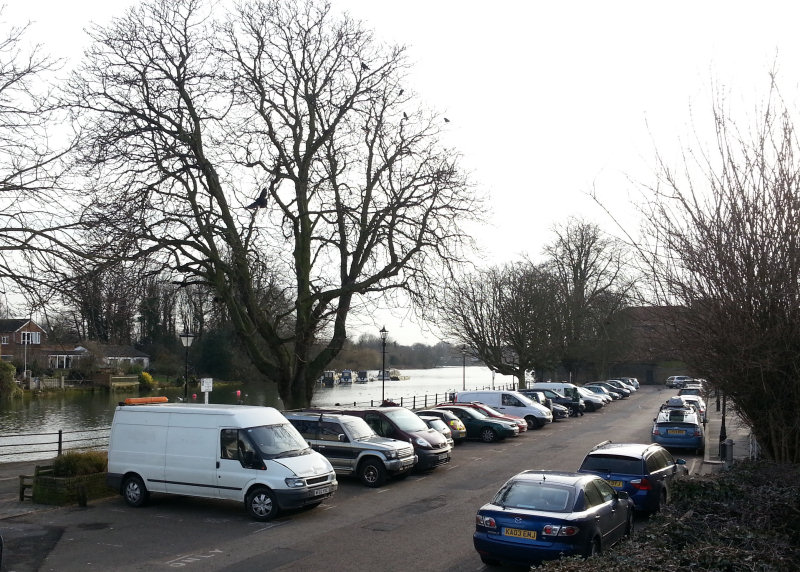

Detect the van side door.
xmin=163 ymin=419 xmax=217 ymax=498
xmin=217 ymin=428 xmax=261 ymax=501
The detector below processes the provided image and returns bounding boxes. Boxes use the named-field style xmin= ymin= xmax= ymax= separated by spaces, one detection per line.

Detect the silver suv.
xmin=284 ymin=412 xmax=417 ymax=487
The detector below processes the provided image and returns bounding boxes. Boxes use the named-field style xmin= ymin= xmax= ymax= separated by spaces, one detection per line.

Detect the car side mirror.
xmin=616 ymin=491 xmax=630 ymax=500
xmin=676 ymin=458 xmax=687 ymax=465
xmin=338 ymin=433 xmax=348 ymax=443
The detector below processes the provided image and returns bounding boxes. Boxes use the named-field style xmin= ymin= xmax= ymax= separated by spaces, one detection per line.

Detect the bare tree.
xmin=641 ymin=79 xmax=800 ymax=462
xmin=0 ymin=12 xmax=82 ymax=301
xmin=67 ymin=0 xmax=480 ymax=408
xmin=543 ymin=218 xmax=633 ymax=380
xmin=442 ymin=262 xmax=562 ymax=387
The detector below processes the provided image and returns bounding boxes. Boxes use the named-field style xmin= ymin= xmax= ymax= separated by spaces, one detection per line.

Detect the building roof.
xmin=0 ymin=319 xmax=35 ymax=333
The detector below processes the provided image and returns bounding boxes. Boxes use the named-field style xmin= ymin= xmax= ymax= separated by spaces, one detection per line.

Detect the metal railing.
xmin=314 ymin=382 xmax=517 ymax=409
xmin=0 ymin=427 xmax=111 ymax=462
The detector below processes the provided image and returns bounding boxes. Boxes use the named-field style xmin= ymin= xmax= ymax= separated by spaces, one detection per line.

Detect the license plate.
xmin=667 ymin=429 xmax=685 ymax=435
xmin=401 ymin=457 xmax=414 ymax=466
xmin=504 ymin=527 xmax=537 ymax=540
xmin=438 ymin=453 xmax=449 ymax=461
xmin=313 ymin=486 xmax=330 ymax=496
xmin=607 ymin=480 xmax=624 ymax=488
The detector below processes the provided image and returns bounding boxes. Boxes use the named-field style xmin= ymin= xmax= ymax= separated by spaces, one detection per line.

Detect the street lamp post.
xmin=179 ymin=332 xmax=195 ymax=401
xmin=461 ymin=345 xmax=467 ymax=390
xmin=380 ymin=326 xmax=388 ymax=403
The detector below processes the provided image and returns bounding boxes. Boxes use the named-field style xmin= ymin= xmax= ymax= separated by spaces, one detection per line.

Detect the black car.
xmin=474 ymin=470 xmax=634 ymax=566
xmin=578 ymin=441 xmax=687 ymax=513
xmin=517 ymin=389 xmax=569 ymax=420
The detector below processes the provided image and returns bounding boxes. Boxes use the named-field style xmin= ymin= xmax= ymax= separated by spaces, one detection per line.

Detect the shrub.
xmin=138 ymin=370 xmax=156 ymax=389
xmin=52 ymin=450 xmax=108 ymax=477
xmin=0 ymin=360 xmax=22 ymax=400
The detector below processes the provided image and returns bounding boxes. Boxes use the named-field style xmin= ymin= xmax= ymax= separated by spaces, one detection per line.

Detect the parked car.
xmin=577 ymin=441 xmax=687 ymax=513
xmin=435 ymin=405 xmax=519 ymax=442
xmin=446 ymin=401 xmax=528 ymax=433
xmin=576 ymin=386 xmax=605 ymax=411
xmin=665 ymin=375 xmax=694 ymax=389
xmin=473 ymin=470 xmax=634 ymax=566
xmin=678 ymin=394 xmax=708 ymax=423
xmin=419 ymin=415 xmax=455 ymax=448
xmin=304 ymin=406 xmax=451 ymax=470
xmin=584 ymin=382 xmax=623 ymax=400
xmin=534 ymin=387 xmax=584 ymax=414
xmin=652 ymin=408 xmax=705 ymax=454
xmin=581 ymin=384 xmax=614 ymax=403
xmin=454 ymin=390 xmax=552 ymax=429
xmin=603 ymin=380 xmax=632 ymax=397
xmin=619 ymin=376 xmax=640 ymax=389
xmin=607 ymin=378 xmax=637 ymax=392
xmin=284 ymin=412 xmax=417 ymax=487
xmin=414 ymin=409 xmax=467 ymax=444
xmin=518 ymin=389 xmax=570 ymax=420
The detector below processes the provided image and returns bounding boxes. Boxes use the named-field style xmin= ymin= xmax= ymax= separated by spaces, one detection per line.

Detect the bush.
xmin=138 ymin=370 xmax=156 ymax=390
xmin=0 ymin=360 xmax=22 ymax=400
xmin=539 ymin=460 xmax=800 ymax=571
xmin=52 ymin=450 xmax=108 ymax=477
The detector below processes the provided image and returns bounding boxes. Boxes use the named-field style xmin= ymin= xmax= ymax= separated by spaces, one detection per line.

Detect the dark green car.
xmin=435 ymin=405 xmax=518 ymax=443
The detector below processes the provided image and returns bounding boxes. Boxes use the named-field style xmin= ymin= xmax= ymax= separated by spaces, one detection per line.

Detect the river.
xmin=0 ymin=366 xmax=517 ymax=462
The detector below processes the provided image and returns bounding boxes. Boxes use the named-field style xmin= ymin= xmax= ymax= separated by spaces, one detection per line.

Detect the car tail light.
xmin=476 ymin=514 xmax=497 ymax=528
xmin=630 ymin=478 xmax=652 ymax=491
xmin=542 ymin=524 xmax=579 ymax=536
xmin=693 ymin=428 xmax=702 ymax=436
xmin=652 ymin=427 xmax=660 ymax=436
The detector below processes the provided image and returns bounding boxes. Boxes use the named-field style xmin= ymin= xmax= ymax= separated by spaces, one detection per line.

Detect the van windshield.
xmin=245 ymin=423 xmax=312 ymax=459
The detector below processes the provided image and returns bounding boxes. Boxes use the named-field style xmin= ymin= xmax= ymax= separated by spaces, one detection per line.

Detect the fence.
xmin=0 ymin=427 xmax=111 ymax=463
xmin=314 ymin=382 xmax=518 ymax=409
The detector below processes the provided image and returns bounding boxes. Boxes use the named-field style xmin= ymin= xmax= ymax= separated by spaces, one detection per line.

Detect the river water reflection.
xmin=0 ymin=366 xmax=515 ymax=462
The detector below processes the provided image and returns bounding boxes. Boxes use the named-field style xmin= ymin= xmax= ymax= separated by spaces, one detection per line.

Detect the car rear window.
xmin=496 ymin=482 xmax=573 ymax=512
xmin=580 ymin=454 xmax=642 ymax=475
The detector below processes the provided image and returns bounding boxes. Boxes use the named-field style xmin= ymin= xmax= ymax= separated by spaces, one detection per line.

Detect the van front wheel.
xmin=122 ymin=474 xmax=148 ymax=507
xmin=246 ymin=487 xmax=278 ymax=521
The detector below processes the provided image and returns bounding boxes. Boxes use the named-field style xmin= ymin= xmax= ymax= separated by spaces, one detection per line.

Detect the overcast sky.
xmin=6 ymin=0 xmax=800 ymax=344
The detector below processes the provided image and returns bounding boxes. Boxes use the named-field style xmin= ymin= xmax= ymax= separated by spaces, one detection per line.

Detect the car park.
xmin=652 ymin=407 xmax=705 ymax=454
xmin=419 ymin=415 xmax=455 ymax=448
xmin=577 ymin=441 xmax=687 ymax=513
xmin=284 ymin=412 xmax=417 ymax=487
xmin=454 ymin=390 xmax=552 ymax=429
xmin=473 ymin=470 xmax=634 ymax=566
xmin=414 ymin=408 xmax=468 ymax=444
xmin=304 ymin=406 xmax=451 ymax=470
xmin=445 ymin=401 xmax=528 ymax=433
xmin=435 ymin=404 xmax=519 ymax=442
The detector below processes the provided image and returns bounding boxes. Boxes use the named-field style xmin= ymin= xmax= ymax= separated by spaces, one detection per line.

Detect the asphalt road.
xmin=2 ymin=385 xmax=703 ymax=572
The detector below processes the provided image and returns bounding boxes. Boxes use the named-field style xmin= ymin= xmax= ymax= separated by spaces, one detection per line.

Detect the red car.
xmin=439 ymin=401 xmax=528 ymax=433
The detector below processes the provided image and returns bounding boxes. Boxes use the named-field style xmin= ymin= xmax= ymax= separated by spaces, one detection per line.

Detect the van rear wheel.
xmin=122 ymin=474 xmax=148 ymax=507
xmin=246 ymin=487 xmax=278 ymax=521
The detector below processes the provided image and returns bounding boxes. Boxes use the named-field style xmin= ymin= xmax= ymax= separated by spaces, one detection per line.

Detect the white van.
xmin=106 ymin=403 xmax=338 ymax=521
xmin=454 ymin=390 xmax=552 ymax=429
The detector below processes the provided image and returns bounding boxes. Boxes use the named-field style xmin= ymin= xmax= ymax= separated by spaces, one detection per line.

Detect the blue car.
xmin=474 ymin=471 xmax=634 ymax=566
xmin=578 ymin=442 xmax=687 ymax=513
xmin=652 ymin=408 xmax=705 ymax=454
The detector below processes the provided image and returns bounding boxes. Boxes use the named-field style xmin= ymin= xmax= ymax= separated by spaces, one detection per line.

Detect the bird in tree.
xmin=444 ymin=117 xmax=450 ymax=123
xmin=402 ymin=112 xmax=408 ymax=120
xmin=245 ymin=187 xmax=269 ymax=209
xmin=398 ymin=89 xmax=404 ymax=96
xmin=361 ymin=61 xmax=369 ymax=71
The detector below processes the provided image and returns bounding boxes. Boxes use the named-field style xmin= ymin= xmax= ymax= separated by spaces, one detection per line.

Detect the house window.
xmin=21 ymin=331 xmax=41 ymax=344
xmin=1 ymin=336 xmax=7 ymax=344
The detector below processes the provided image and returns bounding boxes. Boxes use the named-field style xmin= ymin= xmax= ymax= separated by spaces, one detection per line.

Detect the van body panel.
xmin=107 ymin=403 xmax=337 ymax=518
